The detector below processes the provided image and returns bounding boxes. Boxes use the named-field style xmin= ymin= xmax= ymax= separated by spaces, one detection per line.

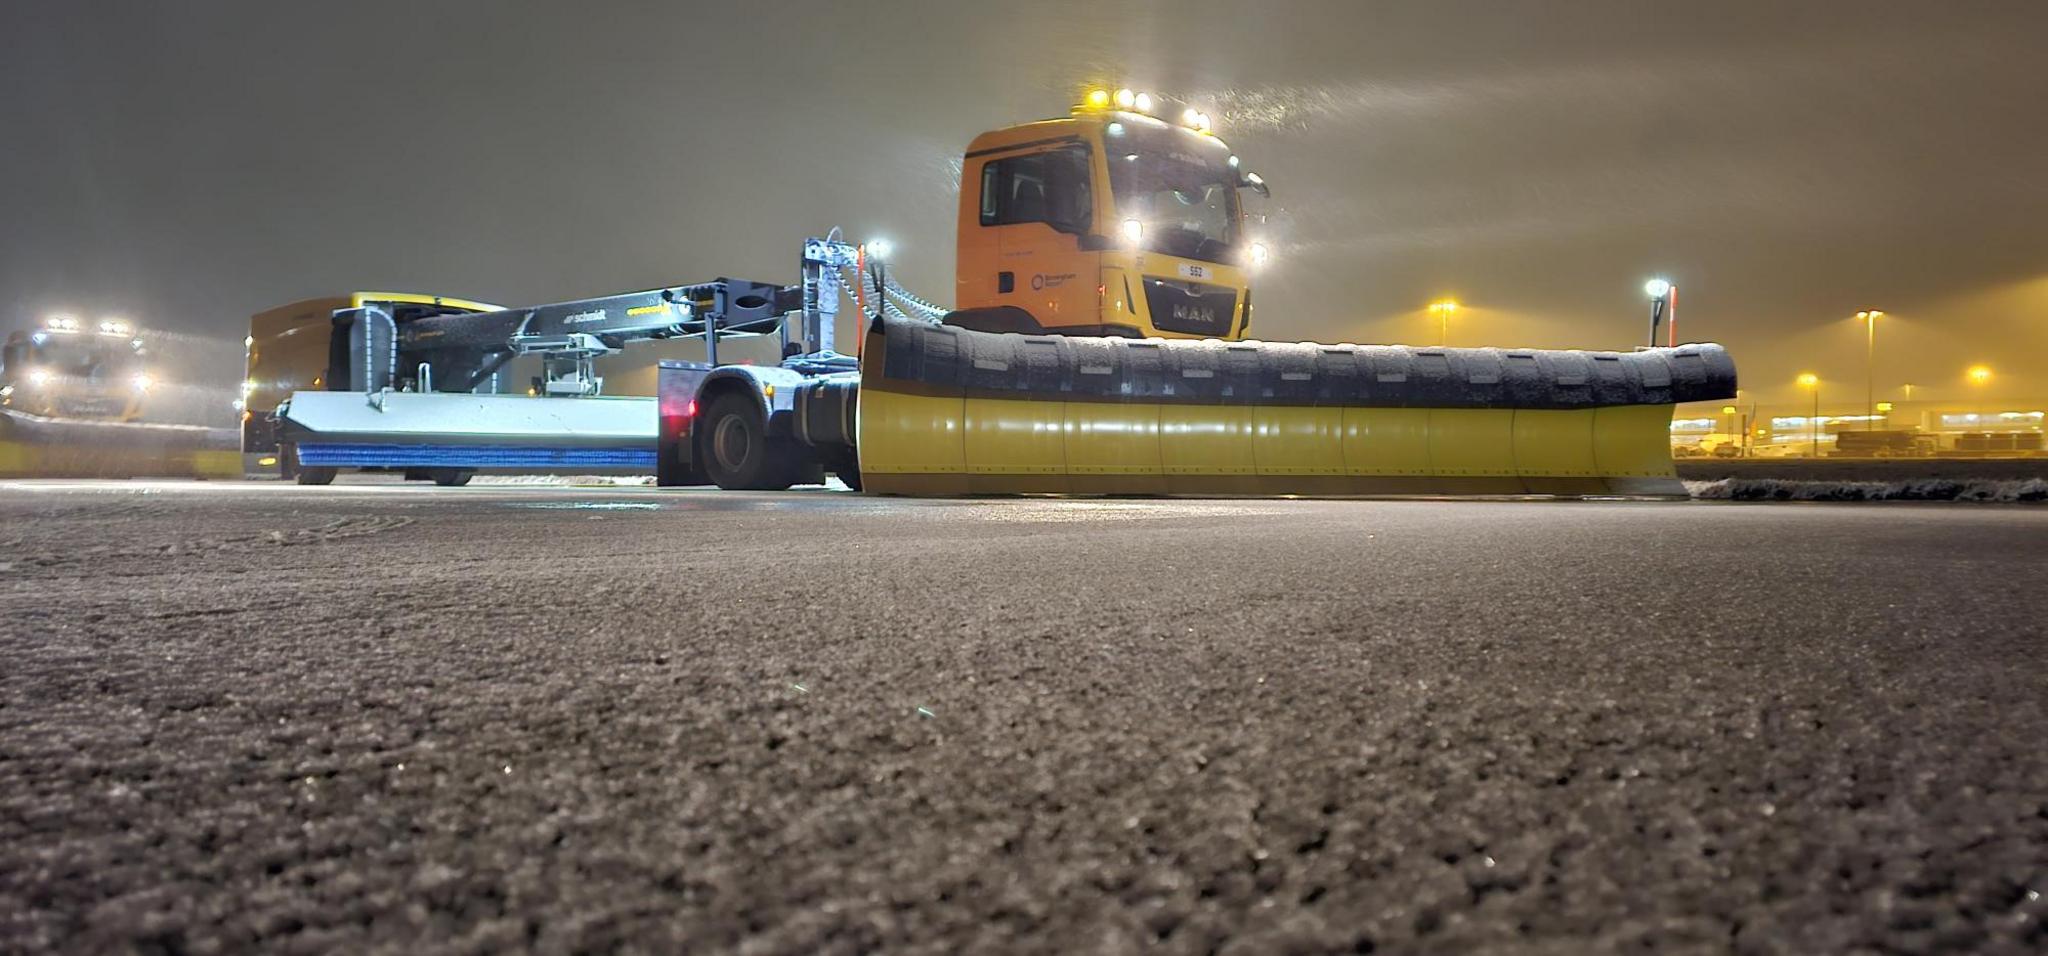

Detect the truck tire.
xmin=827 ymin=451 xmax=862 ymax=492
xmin=701 ymin=392 xmax=795 ymax=491
xmin=429 ymin=468 xmax=473 ymax=487
xmin=282 ymin=443 xmax=337 ymax=486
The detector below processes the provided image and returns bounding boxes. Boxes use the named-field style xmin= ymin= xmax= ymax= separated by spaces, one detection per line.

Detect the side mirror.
xmin=1240 ymin=171 xmax=1270 ymax=198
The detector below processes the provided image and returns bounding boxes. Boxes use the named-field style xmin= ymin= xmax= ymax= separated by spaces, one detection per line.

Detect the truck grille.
xmin=1143 ymin=278 xmax=1238 ymax=337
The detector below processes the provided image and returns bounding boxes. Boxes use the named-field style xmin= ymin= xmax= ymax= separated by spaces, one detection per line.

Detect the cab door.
xmin=972 ymin=144 xmax=1101 ymax=331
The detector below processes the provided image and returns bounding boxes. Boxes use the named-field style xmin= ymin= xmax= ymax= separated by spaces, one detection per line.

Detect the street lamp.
xmin=1856 ymin=310 xmax=1884 ymax=430
xmin=1797 ymin=372 xmax=1821 ymax=458
xmin=1644 ymin=279 xmax=1672 ymax=348
xmin=1966 ymin=365 xmax=1992 ymax=422
xmin=1428 ymin=299 xmax=1459 ymax=346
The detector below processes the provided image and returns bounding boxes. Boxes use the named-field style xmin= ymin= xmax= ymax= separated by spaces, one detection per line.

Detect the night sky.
xmin=4 ymin=0 xmax=2045 ymax=405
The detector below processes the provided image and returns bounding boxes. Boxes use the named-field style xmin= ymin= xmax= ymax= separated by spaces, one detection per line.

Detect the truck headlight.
xmin=1250 ymin=242 xmax=1270 ymax=267
xmin=26 ymin=368 xmax=51 ymax=387
xmin=131 ymin=373 xmax=154 ymax=392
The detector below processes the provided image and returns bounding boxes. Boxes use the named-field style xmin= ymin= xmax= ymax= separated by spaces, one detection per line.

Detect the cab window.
xmin=979 ymin=146 xmax=1092 ymax=234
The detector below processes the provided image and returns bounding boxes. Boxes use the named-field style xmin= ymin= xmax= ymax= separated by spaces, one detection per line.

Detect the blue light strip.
xmin=297 ymin=443 xmax=655 ymax=469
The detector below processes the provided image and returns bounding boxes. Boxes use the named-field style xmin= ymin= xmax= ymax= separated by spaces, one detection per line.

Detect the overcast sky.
xmin=4 ymin=0 xmax=2045 ymax=405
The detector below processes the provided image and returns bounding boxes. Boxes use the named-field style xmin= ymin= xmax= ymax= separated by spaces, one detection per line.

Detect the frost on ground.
xmin=1687 ymin=477 xmax=2048 ymax=502
xmin=470 ymin=475 xmax=656 ymax=487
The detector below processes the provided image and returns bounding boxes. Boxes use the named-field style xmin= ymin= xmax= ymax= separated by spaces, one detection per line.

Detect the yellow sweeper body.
xmin=855 ymin=317 xmax=1730 ymax=497
xmin=851 ymin=89 xmax=1737 ymax=496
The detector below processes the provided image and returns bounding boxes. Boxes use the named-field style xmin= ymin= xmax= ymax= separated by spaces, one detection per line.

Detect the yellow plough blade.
xmin=856 ymin=318 xmax=1735 ymax=497
xmin=0 ymin=411 xmax=241 ymax=480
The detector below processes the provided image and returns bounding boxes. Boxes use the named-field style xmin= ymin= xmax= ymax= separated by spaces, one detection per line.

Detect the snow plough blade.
xmin=0 ymin=410 xmax=241 ymax=480
xmin=856 ymin=316 xmax=1736 ymax=497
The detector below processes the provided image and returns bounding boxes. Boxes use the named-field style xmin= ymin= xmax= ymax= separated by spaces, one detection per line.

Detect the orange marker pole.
xmin=1667 ymin=286 xmax=1678 ymax=347
xmin=854 ymin=245 xmax=869 ymax=359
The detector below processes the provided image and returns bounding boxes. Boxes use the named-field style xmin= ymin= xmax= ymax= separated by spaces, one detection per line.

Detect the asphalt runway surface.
xmin=1 ymin=480 xmax=2043 ymax=954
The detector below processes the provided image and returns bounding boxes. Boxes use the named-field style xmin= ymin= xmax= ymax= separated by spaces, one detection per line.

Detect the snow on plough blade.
xmin=0 ymin=410 xmax=240 ymax=480
xmin=856 ymin=316 xmax=1737 ymax=497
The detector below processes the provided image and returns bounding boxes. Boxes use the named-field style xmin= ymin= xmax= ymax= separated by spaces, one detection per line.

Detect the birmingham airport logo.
xmin=1031 ymin=273 xmax=1078 ymax=291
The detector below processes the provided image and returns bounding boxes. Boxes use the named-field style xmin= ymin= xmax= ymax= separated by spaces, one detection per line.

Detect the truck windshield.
xmin=1108 ymin=150 xmax=1241 ymax=263
xmin=31 ymin=339 xmax=140 ymax=377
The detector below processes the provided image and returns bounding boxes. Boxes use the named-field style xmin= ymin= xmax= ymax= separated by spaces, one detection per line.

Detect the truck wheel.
xmin=282 ymin=443 xmax=337 ymax=485
xmin=828 ymin=452 xmax=862 ymax=492
xmin=429 ymin=469 xmax=473 ymax=487
xmin=702 ymin=392 xmax=795 ymax=491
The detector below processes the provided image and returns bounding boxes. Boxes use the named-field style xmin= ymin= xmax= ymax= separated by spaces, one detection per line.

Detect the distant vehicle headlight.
xmin=131 ymin=372 xmax=154 ymax=391
xmin=26 ymin=368 xmax=52 ymax=387
xmin=1121 ymin=218 xmax=1145 ymax=243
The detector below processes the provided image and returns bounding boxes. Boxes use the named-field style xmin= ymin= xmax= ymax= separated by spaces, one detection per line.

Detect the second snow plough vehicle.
xmin=266 ymin=87 xmax=1736 ymax=494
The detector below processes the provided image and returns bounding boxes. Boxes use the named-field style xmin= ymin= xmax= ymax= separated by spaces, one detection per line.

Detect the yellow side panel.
xmin=1592 ymin=404 xmax=1678 ymax=478
xmin=857 ymin=389 xmax=965 ymax=475
xmin=0 ymin=440 xmax=32 ymax=478
xmin=1511 ymin=409 xmax=1599 ymax=477
xmin=1252 ymin=407 xmax=1346 ymax=475
xmin=1428 ymin=409 xmax=1519 ymax=476
xmin=351 ymin=291 xmax=503 ymax=312
xmin=964 ymin=397 xmax=1066 ymax=474
xmin=1063 ymin=402 xmax=1163 ymax=474
xmin=190 ymin=450 xmax=244 ymax=478
xmin=1159 ymin=405 xmax=1256 ymax=474
xmin=1340 ymin=408 xmax=1433 ymax=475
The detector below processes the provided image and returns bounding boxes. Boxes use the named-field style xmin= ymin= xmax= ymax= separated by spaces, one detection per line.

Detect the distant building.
xmin=1672 ymin=399 xmax=2046 ymax=457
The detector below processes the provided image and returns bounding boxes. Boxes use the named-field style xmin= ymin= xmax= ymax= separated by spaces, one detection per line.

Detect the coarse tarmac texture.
xmin=1 ymin=480 xmax=2044 ymax=955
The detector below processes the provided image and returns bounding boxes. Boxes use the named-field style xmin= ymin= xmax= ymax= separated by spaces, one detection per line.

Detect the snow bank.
xmin=1687 ymin=477 xmax=2048 ymax=502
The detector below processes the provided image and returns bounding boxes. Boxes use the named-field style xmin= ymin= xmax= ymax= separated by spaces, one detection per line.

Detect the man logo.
xmin=1031 ymin=274 xmax=1044 ymax=291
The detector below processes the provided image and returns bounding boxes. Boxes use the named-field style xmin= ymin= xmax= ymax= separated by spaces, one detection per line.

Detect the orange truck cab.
xmin=241 ymin=292 xmax=499 ymax=472
xmin=948 ymin=88 xmax=1271 ymax=341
